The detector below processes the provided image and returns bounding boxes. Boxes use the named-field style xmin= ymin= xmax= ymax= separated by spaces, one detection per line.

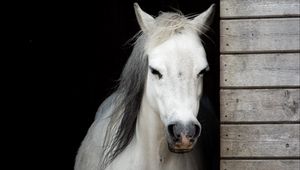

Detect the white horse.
xmin=75 ymin=3 xmax=215 ymax=170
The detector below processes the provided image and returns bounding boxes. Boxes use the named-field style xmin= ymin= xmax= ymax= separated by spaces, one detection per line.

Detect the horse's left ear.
xmin=134 ymin=3 xmax=155 ymax=33
xmin=191 ymin=4 xmax=215 ymax=32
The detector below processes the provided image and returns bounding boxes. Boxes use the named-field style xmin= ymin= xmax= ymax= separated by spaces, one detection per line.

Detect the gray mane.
xmin=100 ymin=34 xmax=148 ymax=168
xmin=100 ymin=11 xmax=205 ymax=168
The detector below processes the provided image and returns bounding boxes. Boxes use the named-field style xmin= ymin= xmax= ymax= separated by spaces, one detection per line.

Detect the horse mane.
xmin=100 ymin=34 xmax=148 ymax=168
xmin=101 ymin=10 xmax=208 ymax=168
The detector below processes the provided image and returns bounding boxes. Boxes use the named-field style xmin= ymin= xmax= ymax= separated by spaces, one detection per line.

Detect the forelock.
xmin=145 ymin=12 xmax=200 ymax=49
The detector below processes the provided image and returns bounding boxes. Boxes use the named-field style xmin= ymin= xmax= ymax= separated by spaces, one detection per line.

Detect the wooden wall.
xmin=219 ymin=0 xmax=300 ymax=169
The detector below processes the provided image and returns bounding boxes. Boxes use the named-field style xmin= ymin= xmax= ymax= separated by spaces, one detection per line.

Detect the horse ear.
xmin=191 ymin=4 xmax=215 ymax=33
xmin=134 ymin=3 xmax=155 ymax=32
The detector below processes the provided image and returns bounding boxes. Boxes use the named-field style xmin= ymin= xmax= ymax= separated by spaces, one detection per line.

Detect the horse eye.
xmin=197 ymin=66 xmax=209 ymax=78
xmin=149 ymin=67 xmax=163 ymax=79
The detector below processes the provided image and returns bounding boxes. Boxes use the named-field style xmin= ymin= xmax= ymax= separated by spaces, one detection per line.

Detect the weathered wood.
xmin=221 ymin=124 xmax=300 ymax=157
xmin=220 ymin=160 xmax=300 ymax=170
xmin=220 ymin=0 xmax=300 ymax=18
xmin=220 ymin=53 xmax=300 ymax=87
xmin=220 ymin=18 xmax=300 ymax=53
xmin=220 ymin=89 xmax=300 ymax=122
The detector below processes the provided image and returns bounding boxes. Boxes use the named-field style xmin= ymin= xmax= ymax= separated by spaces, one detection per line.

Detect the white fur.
xmin=146 ymin=30 xmax=208 ymax=126
xmin=75 ymin=3 xmax=215 ymax=170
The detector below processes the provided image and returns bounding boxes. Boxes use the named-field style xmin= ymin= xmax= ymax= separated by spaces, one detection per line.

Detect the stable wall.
xmin=219 ymin=0 xmax=300 ymax=169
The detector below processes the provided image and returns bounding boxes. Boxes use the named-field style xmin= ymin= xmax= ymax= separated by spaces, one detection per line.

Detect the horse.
xmin=75 ymin=3 xmax=215 ymax=170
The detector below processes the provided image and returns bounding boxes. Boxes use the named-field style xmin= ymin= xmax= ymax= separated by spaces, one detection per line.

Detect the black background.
xmin=14 ymin=0 xmax=219 ymax=169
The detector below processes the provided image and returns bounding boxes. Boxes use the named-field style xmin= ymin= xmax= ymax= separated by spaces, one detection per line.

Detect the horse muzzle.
xmin=167 ymin=121 xmax=201 ymax=153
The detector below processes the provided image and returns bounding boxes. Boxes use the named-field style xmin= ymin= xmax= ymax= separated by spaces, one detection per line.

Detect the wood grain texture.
xmin=220 ymin=53 xmax=300 ymax=87
xmin=221 ymin=124 xmax=300 ymax=157
xmin=220 ymin=89 xmax=300 ymax=122
xmin=220 ymin=160 xmax=300 ymax=170
xmin=220 ymin=0 xmax=300 ymax=18
xmin=220 ymin=18 xmax=300 ymax=53
xmin=219 ymin=1 xmax=300 ymax=169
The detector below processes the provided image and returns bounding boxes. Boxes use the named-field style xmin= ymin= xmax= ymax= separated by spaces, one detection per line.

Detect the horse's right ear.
xmin=134 ymin=3 xmax=155 ymax=33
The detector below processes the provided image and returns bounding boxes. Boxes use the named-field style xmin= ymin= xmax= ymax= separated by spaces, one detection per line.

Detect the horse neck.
xmin=135 ymin=95 xmax=167 ymax=156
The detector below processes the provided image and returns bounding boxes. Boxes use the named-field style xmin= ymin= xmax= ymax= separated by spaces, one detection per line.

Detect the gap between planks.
xmin=221 ymin=15 xmax=300 ymax=20
xmin=220 ymin=86 xmax=300 ymax=90
xmin=221 ymin=157 xmax=300 ymax=160
xmin=220 ymin=50 xmax=300 ymax=55
xmin=221 ymin=121 xmax=300 ymax=125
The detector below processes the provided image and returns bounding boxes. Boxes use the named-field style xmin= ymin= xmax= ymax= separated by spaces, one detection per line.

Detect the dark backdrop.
xmin=18 ymin=0 xmax=219 ymax=169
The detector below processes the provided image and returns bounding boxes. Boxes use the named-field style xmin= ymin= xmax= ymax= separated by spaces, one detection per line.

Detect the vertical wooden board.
xmin=221 ymin=124 xmax=300 ymax=157
xmin=220 ymin=18 xmax=300 ymax=53
xmin=221 ymin=160 xmax=300 ymax=170
xmin=220 ymin=0 xmax=300 ymax=18
xmin=220 ymin=53 xmax=300 ymax=87
xmin=220 ymin=89 xmax=300 ymax=122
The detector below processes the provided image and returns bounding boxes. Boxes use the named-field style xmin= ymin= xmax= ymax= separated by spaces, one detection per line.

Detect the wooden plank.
xmin=220 ymin=18 xmax=300 ymax=53
xmin=221 ymin=124 xmax=300 ymax=157
xmin=220 ymin=0 xmax=300 ymax=18
xmin=221 ymin=160 xmax=300 ymax=170
xmin=220 ymin=53 xmax=300 ymax=87
xmin=220 ymin=89 xmax=300 ymax=122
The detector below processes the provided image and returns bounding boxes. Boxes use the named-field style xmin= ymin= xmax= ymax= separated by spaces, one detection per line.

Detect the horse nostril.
xmin=194 ymin=124 xmax=201 ymax=138
xmin=187 ymin=123 xmax=201 ymax=138
xmin=168 ymin=123 xmax=182 ymax=141
xmin=167 ymin=124 xmax=176 ymax=138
